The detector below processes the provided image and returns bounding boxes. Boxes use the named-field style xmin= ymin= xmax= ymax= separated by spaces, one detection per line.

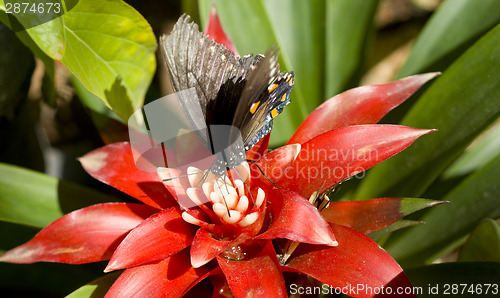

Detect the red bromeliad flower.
xmin=0 ymin=8 xmax=440 ymax=298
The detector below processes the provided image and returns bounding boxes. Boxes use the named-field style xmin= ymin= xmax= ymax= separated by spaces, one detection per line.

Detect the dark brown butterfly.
xmin=159 ymin=14 xmax=294 ymax=177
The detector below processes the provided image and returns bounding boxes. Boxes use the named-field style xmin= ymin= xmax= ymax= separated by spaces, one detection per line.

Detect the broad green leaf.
xmin=66 ymin=271 xmax=121 ymax=298
xmin=399 ymin=0 xmax=500 ymax=77
xmin=458 ymin=219 xmax=500 ymax=262
xmin=354 ymin=23 xmax=500 ymax=201
xmin=60 ymin=0 xmax=156 ymax=120
xmin=1 ymin=0 xmax=69 ymax=59
xmin=383 ymin=155 xmax=500 ymax=267
xmin=24 ymin=11 xmax=65 ymax=59
xmin=198 ymin=0 xmax=323 ymax=146
xmin=0 ymin=163 xmax=116 ymax=228
xmin=406 ymin=262 xmax=500 ymax=297
xmin=2 ymin=0 xmax=157 ymax=121
xmin=325 ymin=0 xmax=378 ymax=97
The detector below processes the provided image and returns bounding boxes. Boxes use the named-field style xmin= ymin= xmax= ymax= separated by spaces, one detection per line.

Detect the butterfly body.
xmin=160 ymin=14 xmax=294 ymax=176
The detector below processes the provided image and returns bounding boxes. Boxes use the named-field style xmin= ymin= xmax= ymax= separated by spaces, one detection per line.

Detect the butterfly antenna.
xmin=195 ymin=167 xmax=211 ymax=187
xmin=222 ymin=170 xmax=230 ymax=196
xmin=247 ymin=159 xmax=281 ymax=189
xmin=161 ymin=170 xmax=205 ymax=182
xmin=193 ymin=157 xmax=221 ymax=188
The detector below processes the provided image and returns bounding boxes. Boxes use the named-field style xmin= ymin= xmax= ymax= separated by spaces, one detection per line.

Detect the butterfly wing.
xmin=241 ymin=70 xmax=294 ymax=150
xmin=160 ymin=14 xmax=294 ymax=157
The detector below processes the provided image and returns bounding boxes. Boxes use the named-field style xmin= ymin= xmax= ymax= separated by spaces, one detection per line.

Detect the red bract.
xmin=204 ymin=4 xmax=239 ymax=56
xmin=0 ymin=9 xmax=439 ymax=298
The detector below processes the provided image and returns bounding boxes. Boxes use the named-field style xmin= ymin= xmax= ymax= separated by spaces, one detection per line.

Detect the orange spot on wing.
xmin=250 ymin=101 xmax=260 ymax=114
xmin=268 ymin=84 xmax=278 ymax=93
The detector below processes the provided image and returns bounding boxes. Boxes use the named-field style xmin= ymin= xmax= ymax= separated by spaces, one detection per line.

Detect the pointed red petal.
xmin=256 ymin=189 xmax=337 ymax=246
xmin=0 ymin=203 xmax=157 ymax=264
xmin=105 ymin=207 xmax=196 ymax=272
xmin=217 ymin=241 xmax=287 ymax=297
xmin=106 ymin=249 xmax=210 ymax=298
xmin=285 ymin=224 xmax=415 ymax=298
xmin=323 ymin=198 xmax=403 ymax=234
xmin=190 ymin=228 xmax=232 ymax=268
xmin=79 ymin=142 xmax=176 ymax=209
xmin=204 ymin=4 xmax=238 ymax=55
xmin=288 ymin=73 xmax=439 ymax=144
xmin=280 ymin=125 xmax=435 ymax=198
xmin=323 ymin=198 xmax=447 ymax=235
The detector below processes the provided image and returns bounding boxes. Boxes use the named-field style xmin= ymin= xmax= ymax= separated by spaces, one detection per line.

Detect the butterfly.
xmin=159 ymin=14 xmax=294 ymax=178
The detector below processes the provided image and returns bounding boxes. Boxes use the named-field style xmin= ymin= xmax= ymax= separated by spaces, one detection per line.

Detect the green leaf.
xmin=3 ymin=0 xmax=157 ymax=121
xmin=66 ymin=271 xmax=121 ymax=298
xmin=398 ymin=0 xmax=500 ymax=77
xmin=368 ymin=219 xmax=422 ymax=242
xmin=383 ymin=155 xmax=500 ymax=267
xmin=442 ymin=123 xmax=500 ymax=179
xmin=406 ymin=262 xmax=500 ymax=297
xmin=354 ymin=23 xmax=500 ymax=201
xmin=24 ymin=10 xmax=65 ymax=59
xmin=324 ymin=0 xmax=378 ymax=97
xmin=60 ymin=0 xmax=156 ymax=120
xmin=399 ymin=198 xmax=447 ymax=216
xmin=458 ymin=219 xmax=500 ymax=262
xmin=0 ymin=163 xmax=116 ymax=228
